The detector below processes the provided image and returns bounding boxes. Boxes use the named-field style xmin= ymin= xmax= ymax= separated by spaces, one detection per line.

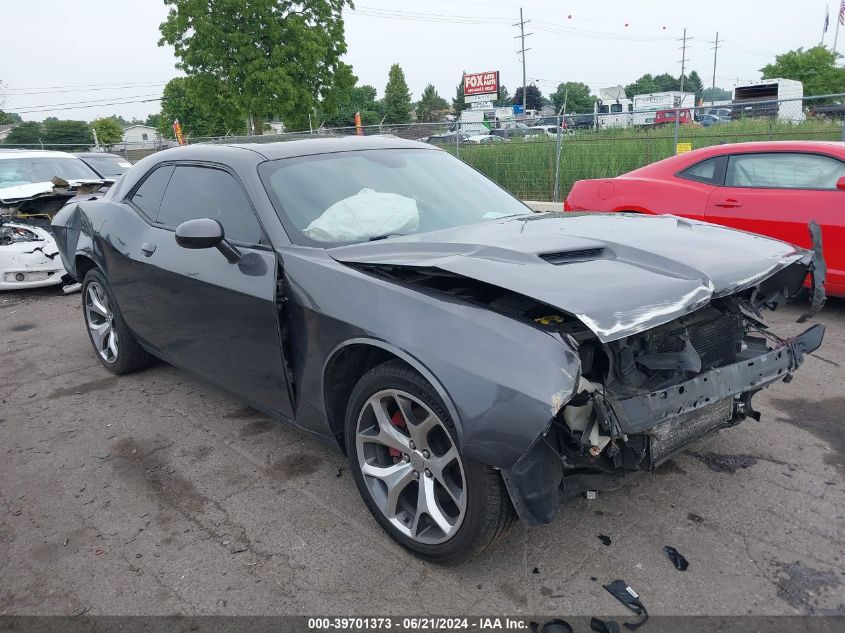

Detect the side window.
xmin=725 ymin=153 xmax=845 ymax=189
xmin=156 ymin=166 xmax=264 ymax=244
xmin=130 ymin=165 xmax=174 ymax=218
xmin=678 ymin=157 xmax=722 ymax=184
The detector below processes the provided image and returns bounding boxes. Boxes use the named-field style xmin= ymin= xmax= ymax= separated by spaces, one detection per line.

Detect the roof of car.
xmin=147 ymin=135 xmax=436 ymax=164
xmin=0 ymin=149 xmax=80 ymax=160
xmin=75 ymin=152 xmax=125 ymax=158
xmin=625 ymin=140 xmax=845 ymax=178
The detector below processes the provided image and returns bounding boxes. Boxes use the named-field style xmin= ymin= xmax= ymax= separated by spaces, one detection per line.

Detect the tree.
xmin=653 ymin=73 xmax=680 ymax=92
xmin=761 ymin=46 xmax=845 ymax=97
xmin=145 ymin=113 xmax=162 ymax=128
xmin=452 ymin=80 xmax=465 ymax=113
xmin=41 ymin=120 xmax=91 ymax=151
xmin=625 ymin=74 xmax=660 ymax=98
xmin=686 ymin=71 xmax=705 ymax=101
xmin=702 ymin=86 xmax=731 ymax=102
xmin=383 ymin=63 xmax=412 ymax=123
xmin=512 ymin=85 xmax=544 ymax=111
xmin=550 ymin=82 xmax=596 ymax=114
xmin=415 ymin=84 xmax=449 ymax=122
xmin=3 ymin=121 xmax=42 ymax=146
xmin=159 ymin=0 xmax=353 ymax=133
xmin=91 ymin=117 xmax=124 ymax=148
xmin=158 ymin=76 xmax=246 ymax=139
xmin=0 ymin=110 xmax=22 ymax=125
xmin=494 ymin=84 xmax=510 ymax=107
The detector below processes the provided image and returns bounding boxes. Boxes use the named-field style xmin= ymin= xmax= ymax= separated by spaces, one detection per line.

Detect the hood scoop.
xmin=540 ymin=247 xmax=608 ymax=265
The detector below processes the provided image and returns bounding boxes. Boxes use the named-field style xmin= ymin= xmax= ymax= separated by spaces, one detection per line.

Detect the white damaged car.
xmin=0 ymin=149 xmax=104 ymax=291
xmin=0 ymin=221 xmax=66 ymax=290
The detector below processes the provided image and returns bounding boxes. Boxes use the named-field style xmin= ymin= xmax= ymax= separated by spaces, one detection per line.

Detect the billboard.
xmin=464 ymin=71 xmax=499 ymax=98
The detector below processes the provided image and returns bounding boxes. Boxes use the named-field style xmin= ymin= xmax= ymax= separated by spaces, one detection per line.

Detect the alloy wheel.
xmin=85 ymin=281 xmax=118 ymax=363
xmin=355 ymin=389 xmax=466 ymax=544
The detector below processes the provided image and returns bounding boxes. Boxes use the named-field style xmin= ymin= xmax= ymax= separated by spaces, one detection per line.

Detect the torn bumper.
xmin=501 ymin=323 xmax=825 ymax=527
xmin=612 ymin=323 xmax=824 ymax=433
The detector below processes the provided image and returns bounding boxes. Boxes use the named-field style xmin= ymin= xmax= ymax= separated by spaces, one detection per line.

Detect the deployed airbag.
xmin=304 ymin=188 xmax=419 ymax=242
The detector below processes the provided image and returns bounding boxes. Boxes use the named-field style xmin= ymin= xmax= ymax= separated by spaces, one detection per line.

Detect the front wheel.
xmin=345 ymin=360 xmax=517 ymax=562
xmin=82 ymin=268 xmax=152 ymax=375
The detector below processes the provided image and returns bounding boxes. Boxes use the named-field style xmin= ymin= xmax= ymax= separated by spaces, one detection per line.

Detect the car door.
xmin=704 ymin=152 xmax=845 ymax=286
xmin=133 ymin=163 xmax=293 ymax=419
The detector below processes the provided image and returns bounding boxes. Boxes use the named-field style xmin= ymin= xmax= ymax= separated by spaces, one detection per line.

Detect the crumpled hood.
xmin=0 ymin=179 xmax=104 ymax=204
xmin=329 ymin=213 xmax=809 ymax=342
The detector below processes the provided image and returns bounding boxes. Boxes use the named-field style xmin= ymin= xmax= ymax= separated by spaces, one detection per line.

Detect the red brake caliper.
xmin=388 ymin=410 xmax=406 ymax=462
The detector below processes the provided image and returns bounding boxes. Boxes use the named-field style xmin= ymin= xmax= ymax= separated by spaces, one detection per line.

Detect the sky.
xmin=1 ymin=0 xmax=841 ymax=123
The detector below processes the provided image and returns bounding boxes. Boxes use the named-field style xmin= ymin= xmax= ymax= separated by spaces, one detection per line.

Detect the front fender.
xmin=282 ymin=247 xmax=582 ymax=470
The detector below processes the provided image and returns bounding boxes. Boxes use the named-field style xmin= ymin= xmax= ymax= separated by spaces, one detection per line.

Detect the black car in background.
xmin=51 ymin=137 xmax=823 ymax=562
xmin=75 ymin=152 xmax=132 ymax=183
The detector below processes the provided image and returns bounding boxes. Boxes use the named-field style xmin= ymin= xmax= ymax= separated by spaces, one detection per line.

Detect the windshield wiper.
xmin=368 ymin=233 xmax=407 ymax=241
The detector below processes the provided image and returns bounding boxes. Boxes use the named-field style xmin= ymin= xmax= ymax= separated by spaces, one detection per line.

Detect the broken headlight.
xmin=1 ymin=225 xmax=43 ymax=245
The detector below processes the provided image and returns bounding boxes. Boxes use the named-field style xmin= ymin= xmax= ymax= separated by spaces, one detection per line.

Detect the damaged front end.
xmin=0 ymin=221 xmax=67 ymax=290
xmin=503 ymin=243 xmax=826 ymax=527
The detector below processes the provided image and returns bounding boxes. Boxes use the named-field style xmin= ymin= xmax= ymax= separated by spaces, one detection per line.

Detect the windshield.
xmin=259 ymin=148 xmax=530 ymax=246
xmin=81 ymin=155 xmax=131 ymax=178
xmin=0 ymin=156 xmax=101 ymax=189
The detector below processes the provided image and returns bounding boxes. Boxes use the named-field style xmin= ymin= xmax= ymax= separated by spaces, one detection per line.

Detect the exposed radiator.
xmin=651 ymin=313 xmax=741 ymax=376
xmin=649 ymin=398 xmax=733 ymax=466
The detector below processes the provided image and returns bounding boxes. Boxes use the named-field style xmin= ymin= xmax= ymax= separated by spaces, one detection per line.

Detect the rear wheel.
xmin=345 ymin=360 xmax=517 ymax=562
xmin=82 ymin=268 xmax=151 ymax=375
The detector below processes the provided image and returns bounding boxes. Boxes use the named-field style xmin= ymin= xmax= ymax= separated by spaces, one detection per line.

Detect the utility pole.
xmin=514 ymin=8 xmax=532 ymax=113
xmin=710 ymin=32 xmax=720 ymax=106
xmin=674 ymin=28 xmax=691 ymax=154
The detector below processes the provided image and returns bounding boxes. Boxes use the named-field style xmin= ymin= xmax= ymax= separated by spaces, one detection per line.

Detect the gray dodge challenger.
xmin=51 ymin=136 xmax=825 ymax=561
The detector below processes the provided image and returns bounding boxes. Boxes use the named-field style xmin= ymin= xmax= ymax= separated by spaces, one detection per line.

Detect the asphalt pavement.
xmin=1 ymin=287 xmax=843 ymax=616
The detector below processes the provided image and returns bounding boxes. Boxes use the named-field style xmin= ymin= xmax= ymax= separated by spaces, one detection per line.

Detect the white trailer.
xmin=593 ymin=86 xmax=633 ymax=129
xmin=732 ymin=78 xmax=805 ymax=122
xmin=632 ymin=92 xmax=695 ymax=126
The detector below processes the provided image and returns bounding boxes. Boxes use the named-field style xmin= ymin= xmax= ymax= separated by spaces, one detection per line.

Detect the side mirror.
xmin=836 ymin=176 xmax=845 ymax=191
xmin=175 ymin=218 xmax=241 ymax=263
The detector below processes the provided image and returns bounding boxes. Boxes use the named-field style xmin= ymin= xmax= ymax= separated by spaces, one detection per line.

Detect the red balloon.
xmin=568 ymin=14 xmax=572 ymax=19
xmin=624 ymin=22 xmax=629 ymax=27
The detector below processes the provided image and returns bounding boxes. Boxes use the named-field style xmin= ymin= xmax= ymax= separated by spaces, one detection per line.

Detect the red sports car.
xmin=565 ymin=141 xmax=845 ymax=296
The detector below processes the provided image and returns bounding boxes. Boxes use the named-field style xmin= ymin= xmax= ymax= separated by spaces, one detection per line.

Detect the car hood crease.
xmin=328 ymin=213 xmax=807 ymax=342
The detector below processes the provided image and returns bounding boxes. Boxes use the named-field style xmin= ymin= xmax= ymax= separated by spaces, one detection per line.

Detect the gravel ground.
xmin=0 ymin=287 xmax=843 ymax=617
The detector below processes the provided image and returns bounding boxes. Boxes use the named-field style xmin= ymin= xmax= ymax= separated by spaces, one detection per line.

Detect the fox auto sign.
xmin=464 ymin=71 xmax=499 ymax=98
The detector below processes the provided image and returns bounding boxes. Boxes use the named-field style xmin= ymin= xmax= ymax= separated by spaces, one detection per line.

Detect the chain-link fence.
xmin=4 ymin=93 xmax=844 ymax=202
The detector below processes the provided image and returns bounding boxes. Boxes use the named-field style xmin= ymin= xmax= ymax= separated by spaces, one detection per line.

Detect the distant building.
xmin=122 ymin=124 xmax=167 ymax=150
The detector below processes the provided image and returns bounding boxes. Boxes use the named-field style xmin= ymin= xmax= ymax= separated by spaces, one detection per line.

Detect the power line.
xmin=6 ymin=82 xmax=169 ymax=96
xmin=4 ymin=80 xmax=172 ymax=93
xmin=7 ymin=93 xmax=163 ymax=112
xmin=14 ymin=98 xmax=162 ymax=115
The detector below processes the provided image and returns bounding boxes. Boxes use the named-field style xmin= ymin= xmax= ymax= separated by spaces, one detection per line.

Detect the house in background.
xmin=122 ymin=124 xmax=166 ymax=149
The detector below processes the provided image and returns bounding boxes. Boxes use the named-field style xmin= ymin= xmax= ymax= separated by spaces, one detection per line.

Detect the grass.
xmin=444 ymin=119 xmax=844 ymax=201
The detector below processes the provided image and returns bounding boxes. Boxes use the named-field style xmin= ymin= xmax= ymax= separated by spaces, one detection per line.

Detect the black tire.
xmin=345 ymin=360 xmax=517 ymax=562
xmin=81 ymin=268 xmax=152 ymax=375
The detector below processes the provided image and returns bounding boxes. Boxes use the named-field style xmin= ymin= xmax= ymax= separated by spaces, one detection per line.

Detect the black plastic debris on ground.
xmin=530 ymin=619 xmax=573 ymax=633
xmin=598 ymin=534 xmax=612 ymax=546
xmin=664 ymin=545 xmax=690 ymax=571
xmin=590 ymin=617 xmax=622 ymax=633
xmin=603 ymin=579 xmax=649 ymax=630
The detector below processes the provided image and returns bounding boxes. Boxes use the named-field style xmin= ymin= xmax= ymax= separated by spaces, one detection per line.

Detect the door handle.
xmin=714 ymin=199 xmax=742 ymax=208
xmin=141 ymin=242 xmax=157 ymax=257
